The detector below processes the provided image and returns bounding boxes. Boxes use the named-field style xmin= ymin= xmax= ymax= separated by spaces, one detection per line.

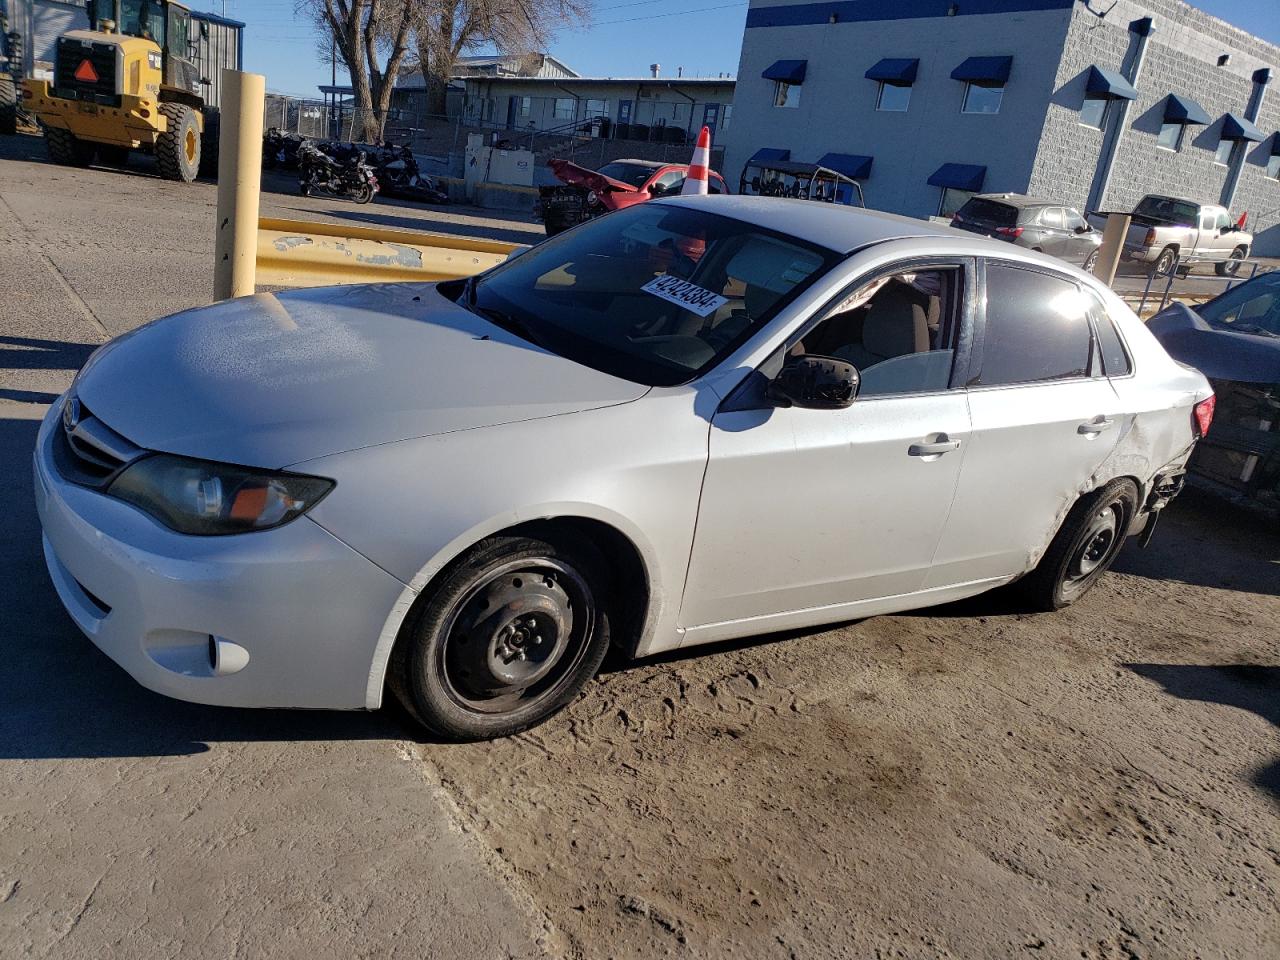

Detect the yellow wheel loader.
xmin=20 ymin=1 xmax=240 ymax=181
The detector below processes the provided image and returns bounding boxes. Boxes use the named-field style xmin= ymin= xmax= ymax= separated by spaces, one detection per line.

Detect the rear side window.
xmin=974 ymin=264 xmax=1093 ymax=386
xmin=956 ymin=199 xmax=1017 ymax=227
xmin=1084 ymin=292 xmax=1132 ymax=376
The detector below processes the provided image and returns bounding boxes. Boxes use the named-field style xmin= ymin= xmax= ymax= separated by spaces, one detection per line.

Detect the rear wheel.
xmin=1215 ymin=247 xmax=1246 ymax=277
xmin=155 ymin=102 xmax=200 ymax=182
xmin=44 ymin=126 xmax=95 ymax=167
xmin=389 ymin=534 xmax=614 ymax=740
xmin=1018 ymin=479 xmax=1139 ymax=611
xmin=0 ymin=75 xmax=17 ymax=136
xmin=1153 ymin=246 xmax=1178 ymax=277
xmin=353 ymin=181 xmax=374 ymax=204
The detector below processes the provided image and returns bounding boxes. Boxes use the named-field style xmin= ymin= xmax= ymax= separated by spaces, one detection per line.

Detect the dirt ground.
xmin=424 ymin=487 xmax=1279 ymax=959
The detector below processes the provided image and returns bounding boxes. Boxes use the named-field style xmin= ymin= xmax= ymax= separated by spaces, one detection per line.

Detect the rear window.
xmin=956 ymin=199 xmax=1018 ymax=227
xmin=1133 ymin=196 xmax=1198 ymax=226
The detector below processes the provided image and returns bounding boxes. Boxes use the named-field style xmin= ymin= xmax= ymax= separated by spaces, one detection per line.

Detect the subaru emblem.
xmin=63 ymin=396 xmax=82 ymax=432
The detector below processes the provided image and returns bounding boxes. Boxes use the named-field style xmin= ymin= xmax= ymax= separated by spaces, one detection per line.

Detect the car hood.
xmin=1147 ymin=302 xmax=1280 ymax=384
xmin=74 ymin=283 xmax=649 ymax=468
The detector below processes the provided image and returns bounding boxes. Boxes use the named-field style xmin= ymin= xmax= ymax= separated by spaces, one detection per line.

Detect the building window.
xmin=939 ymin=187 xmax=975 ymax=218
xmin=773 ymin=80 xmax=801 ymax=108
xmin=1267 ymin=154 xmax=1280 ymax=180
xmin=962 ymin=81 xmax=1003 ymax=114
xmin=722 ymin=104 xmax=733 ymax=130
xmin=584 ymin=98 xmax=607 ymax=118
xmin=1214 ymin=138 xmax=1234 ymax=165
xmin=1156 ymin=122 xmax=1185 ymax=151
xmin=876 ymin=82 xmax=911 ymax=112
xmin=518 ymin=96 xmax=531 ymax=118
xmin=1079 ymin=95 xmax=1108 ymax=129
xmin=553 ymin=97 xmax=575 ymax=121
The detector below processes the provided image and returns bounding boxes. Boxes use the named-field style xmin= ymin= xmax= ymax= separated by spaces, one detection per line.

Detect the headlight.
xmin=107 ymin=455 xmax=334 ymax=535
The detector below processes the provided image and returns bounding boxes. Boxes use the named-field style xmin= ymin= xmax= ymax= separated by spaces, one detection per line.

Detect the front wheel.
xmin=155 ymin=102 xmax=200 ymax=182
xmin=1017 ymin=479 xmax=1139 ymax=611
xmin=353 ymin=181 xmax=374 ymax=204
xmin=389 ymin=534 xmax=613 ymax=740
xmin=1083 ymin=249 xmax=1099 ymax=274
xmin=1216 ymin=247 xmax=1246 ymax=277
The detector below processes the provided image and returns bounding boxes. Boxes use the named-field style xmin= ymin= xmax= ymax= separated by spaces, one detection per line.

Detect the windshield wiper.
xmin=474 ymin=303 xmax=545 ymax=347
xmin=1228 ymin=323 xmax=1280 ymax=338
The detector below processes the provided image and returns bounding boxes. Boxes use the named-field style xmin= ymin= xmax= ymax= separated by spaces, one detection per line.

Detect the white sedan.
xmin=35 ymin=196 xmax=1213 ymax=739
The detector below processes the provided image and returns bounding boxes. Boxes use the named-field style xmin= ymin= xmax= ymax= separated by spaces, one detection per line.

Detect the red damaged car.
xmin=538 ymin=158 xmax=729 ymax=235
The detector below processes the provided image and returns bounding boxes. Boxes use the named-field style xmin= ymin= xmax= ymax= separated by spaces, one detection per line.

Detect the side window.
xmin=1041 ymin=207 xmax=1064 ymax=229
xmin=1200 ymin=211 xmax=1216 ymax=231
xmin=793 ymin=268 xmax=962 ymax=397
xmin=708 ymin=176 xmax=727 ymax=195
xmin=974 ymin=265 xmax=1092 ymax=386
xmin=1084 ymin=291 xmax=1132 ymax=377
xmin=649 ymin=171 xmax=685 ymax=196
xmin=1214 ymin=210 xmax=1231 ymax=232
xmin=1064 ymin=208 xmax=1087 ymax=232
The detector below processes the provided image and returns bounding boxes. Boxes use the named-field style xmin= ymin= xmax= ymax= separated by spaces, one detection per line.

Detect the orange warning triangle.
xmin=74 ymin=59 xmax=99 ymax=83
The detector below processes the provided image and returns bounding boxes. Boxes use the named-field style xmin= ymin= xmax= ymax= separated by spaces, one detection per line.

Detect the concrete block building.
xmin=721 ymin=0 xmax=1280 ymax=253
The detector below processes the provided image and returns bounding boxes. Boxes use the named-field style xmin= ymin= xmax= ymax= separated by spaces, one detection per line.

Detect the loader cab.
xmin=88 ymin=0 xmax=200 ymax=96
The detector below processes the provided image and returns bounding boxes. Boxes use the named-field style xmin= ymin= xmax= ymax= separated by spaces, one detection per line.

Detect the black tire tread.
xmin=1018 ymin=478 xmax=1139 ymax=612
xmin=155 ymin=102 xmax=199 ymax=182
xmin=389 ymin=533 xmax=614 ymax=741
xmin=44 ymin=125 xmax=94 ymax=166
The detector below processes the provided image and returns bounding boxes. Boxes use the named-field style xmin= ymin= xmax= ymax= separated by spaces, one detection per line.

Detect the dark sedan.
xmin=1148 ymin=271 xmax=1280 ymax=513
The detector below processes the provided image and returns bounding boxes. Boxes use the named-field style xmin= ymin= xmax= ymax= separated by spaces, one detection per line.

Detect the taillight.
xmin=1144 ymin=228 xmax=1157 ymax=246
xmin=995 ymin=226 xmax=1024 ymax=239
xmin=1192 ymin=395 xmax=1215 ymax=437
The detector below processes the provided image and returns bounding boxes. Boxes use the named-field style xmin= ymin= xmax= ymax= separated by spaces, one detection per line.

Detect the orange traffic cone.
xmin=681 ymin=126 xmax=712 ymax=196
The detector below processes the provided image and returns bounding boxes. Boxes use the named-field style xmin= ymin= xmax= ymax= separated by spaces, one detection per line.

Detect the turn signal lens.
xmin=107 ymin=455 xmax=334 ymax=535
xmin=1192 ymin=395 xmax=1215 ymax=438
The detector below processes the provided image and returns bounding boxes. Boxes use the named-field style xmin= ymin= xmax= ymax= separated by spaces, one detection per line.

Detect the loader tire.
xmin=156 ymin=102 xmax=200 ymax=182
xmin=0 ymin=75 xmax=17 ymax=136
xmin=45 ymin=126 xmax=95 ymax=167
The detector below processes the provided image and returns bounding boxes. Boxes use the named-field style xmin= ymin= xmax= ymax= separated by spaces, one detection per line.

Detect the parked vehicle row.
xmin=296 ymin=141 xmax=379 ymax=204
xmin=36 ymin=196 xmax=1212 ymax=741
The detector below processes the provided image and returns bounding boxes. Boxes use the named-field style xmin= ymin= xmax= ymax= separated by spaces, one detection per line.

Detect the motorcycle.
xmin=262 ymin=127 xmax=304 ymax=170
xmin=297 ymin=142 xmax=379 ymax=204
xmin=372 ymin=145 xmax=449 ymax=204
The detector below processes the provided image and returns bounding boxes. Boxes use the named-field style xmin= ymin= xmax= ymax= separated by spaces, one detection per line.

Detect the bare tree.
xmin=302 ymin=0 xmax=415 ymax=142
xmin=412 ymin=0 xmax=589 ymax=117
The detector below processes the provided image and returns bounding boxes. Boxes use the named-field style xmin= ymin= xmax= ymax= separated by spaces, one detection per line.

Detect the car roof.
xmin=971 ymin=193 xmax=1059 ymax=208
xmin=604 ymin=159 xmax=667 ymax=169
xmin=658 ymin=195 xmax=954 ymax=254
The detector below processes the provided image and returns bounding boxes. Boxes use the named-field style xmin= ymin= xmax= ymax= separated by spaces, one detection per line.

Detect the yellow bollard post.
xmin=1093 ymin=212 xmax=1131 ymax=287
xmin=214 ymin=68 xmax=266 ymax=300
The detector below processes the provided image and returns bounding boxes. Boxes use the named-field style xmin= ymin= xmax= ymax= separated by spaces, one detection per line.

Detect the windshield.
xmin=1195 ymin=273 xmax=1280 ymax=337
xmin=1133 ymin=196 xmax=1198 ymax=226
xmin=455 ymin=204 xmax=835 ymax=386
xmin=94 ymin=0 xmax=167 ymax=43
xmin=596 ymin=162 xmax=659 ymax=188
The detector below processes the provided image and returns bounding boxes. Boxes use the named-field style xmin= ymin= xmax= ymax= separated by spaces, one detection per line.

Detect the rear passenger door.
xmin=928 ymin=261 xmax=1126 ymax=587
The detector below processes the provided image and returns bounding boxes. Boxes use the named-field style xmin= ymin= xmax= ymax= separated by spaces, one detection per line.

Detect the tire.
xmin=1017 ymin=478 xmax=1139 ymax=612
xmin=155 ymin=102 xmax=200 ymax=182
xmin=97 ymin=144 xmax=130 ymax=167
xmin=44 ymin=125 xmax=95 ymax=167
xmin=1215 ymin=247 xmax=1246 ymax=277
xmin=199 ymin=110 xmax=220 ymax=178
xmin=389 ymin=533 xmax=615 ymax=740
xmin=0 ymin=75 xmax=16 ymax=136
xmin=1083 ymin=249 xmax=1099 ymax=274
xmin=1153 ymin=246 xmax=1178 ymax=278
xmin=353 ymin=181 xmax=374 ymax=204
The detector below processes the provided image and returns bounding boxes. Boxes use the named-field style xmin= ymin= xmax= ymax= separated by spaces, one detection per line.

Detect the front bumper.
xmin=33 ymin=400 xmax=407 ymax=710
xmin=22 ymin=79 xmax=168 ymax=147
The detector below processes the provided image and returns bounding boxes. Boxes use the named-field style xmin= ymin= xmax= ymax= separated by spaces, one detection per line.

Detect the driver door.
xmin=680 ymin=260 xmax=975 ymax=632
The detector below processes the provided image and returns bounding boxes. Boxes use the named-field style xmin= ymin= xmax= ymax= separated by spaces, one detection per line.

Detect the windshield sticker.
xmin=642 ymin=275 xmax=729 ymax=317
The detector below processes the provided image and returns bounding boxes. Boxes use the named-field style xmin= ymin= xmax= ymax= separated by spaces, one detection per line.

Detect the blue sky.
xmin=231 ymin=0 xmax=1280 ymax=100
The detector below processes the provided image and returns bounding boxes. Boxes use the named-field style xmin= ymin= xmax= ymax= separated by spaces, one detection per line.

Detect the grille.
xmin=53 ymin=397 xmax=143 ymax=489
xmin=54 ymin=38 xmax=118 ymax=104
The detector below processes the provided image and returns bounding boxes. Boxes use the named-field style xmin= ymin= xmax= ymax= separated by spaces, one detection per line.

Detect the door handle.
xmin=1078 ymin=416 xmax=1115 ymax=436
xmin=908 ymin=437 xmax=962 ymax=457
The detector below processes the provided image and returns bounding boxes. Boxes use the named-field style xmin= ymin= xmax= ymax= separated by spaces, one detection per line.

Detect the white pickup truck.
xmin=1099 ymin=195 xmax=1252 ymax=277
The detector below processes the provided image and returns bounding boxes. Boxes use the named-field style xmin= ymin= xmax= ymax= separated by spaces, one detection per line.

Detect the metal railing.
xmin=1134 ymin=253 xmax=1275 ymax=316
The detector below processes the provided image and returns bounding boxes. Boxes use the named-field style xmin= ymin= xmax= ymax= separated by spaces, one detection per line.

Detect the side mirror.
xmin=1074 ymin=224 xmax=1090 ymax=235
xmin=767 ymin=355 xmax=860 ymax=410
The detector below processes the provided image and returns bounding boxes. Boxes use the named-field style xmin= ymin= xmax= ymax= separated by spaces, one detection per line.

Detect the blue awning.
xmin=1221 ymin=112 xmax=1265 ymax=142
xmin=928 ymin=163 xmax=986 ymax=192
xmin=747 ymin=147 xmax=791 ymax=165
xmin=865 ymin=58 xmax=919 ymax=85
xmin=1164 ymin=94 xmax=1211 ymax=125
xmin=818 ymin=152 xmax=873 ymax=179
xmin=1085 ymin=65 xmax=1137 ymax=100
xmin=950 ymin=56 xmax=1013 ymax=84
xmin=762 ymin=60 xmax=807 ymax=84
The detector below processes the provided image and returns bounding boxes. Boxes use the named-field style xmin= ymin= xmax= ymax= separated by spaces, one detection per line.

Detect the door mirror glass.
xmin=768 ymin=356 xmax=860 ymax=409
xmin=1074 ymin=224 xmax=1090 ymax=235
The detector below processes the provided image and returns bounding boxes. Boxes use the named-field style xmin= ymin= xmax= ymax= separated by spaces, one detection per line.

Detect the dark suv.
xmin=951 ymin=194 xmax=1102 ymax=271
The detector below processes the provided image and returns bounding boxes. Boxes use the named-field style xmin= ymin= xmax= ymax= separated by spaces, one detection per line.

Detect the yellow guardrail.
xmin=256 ymin=217 xmax=525 ymax=287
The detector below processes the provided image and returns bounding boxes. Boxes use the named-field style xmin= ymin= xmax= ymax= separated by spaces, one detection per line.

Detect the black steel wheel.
xmin=1216 ymin=247 xmax=1246 ymax=277
xmin=1018 ymin=478 xmax=1139 ymax=611
xmin=389 ymin=534 xmax=614 ymax=740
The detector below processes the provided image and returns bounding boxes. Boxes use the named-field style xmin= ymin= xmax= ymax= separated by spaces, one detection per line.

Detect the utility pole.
xmin=330 ymin=35 xmax=337 ymax=139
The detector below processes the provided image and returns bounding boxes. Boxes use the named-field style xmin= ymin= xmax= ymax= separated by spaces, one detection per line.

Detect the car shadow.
xmin=0 ymin=335 xmax=99 ymax=372
xmin=1126 ymin=662 xmax=1280 ymax=801
xmin=0 ymin=414 xmax=404 ymax=760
